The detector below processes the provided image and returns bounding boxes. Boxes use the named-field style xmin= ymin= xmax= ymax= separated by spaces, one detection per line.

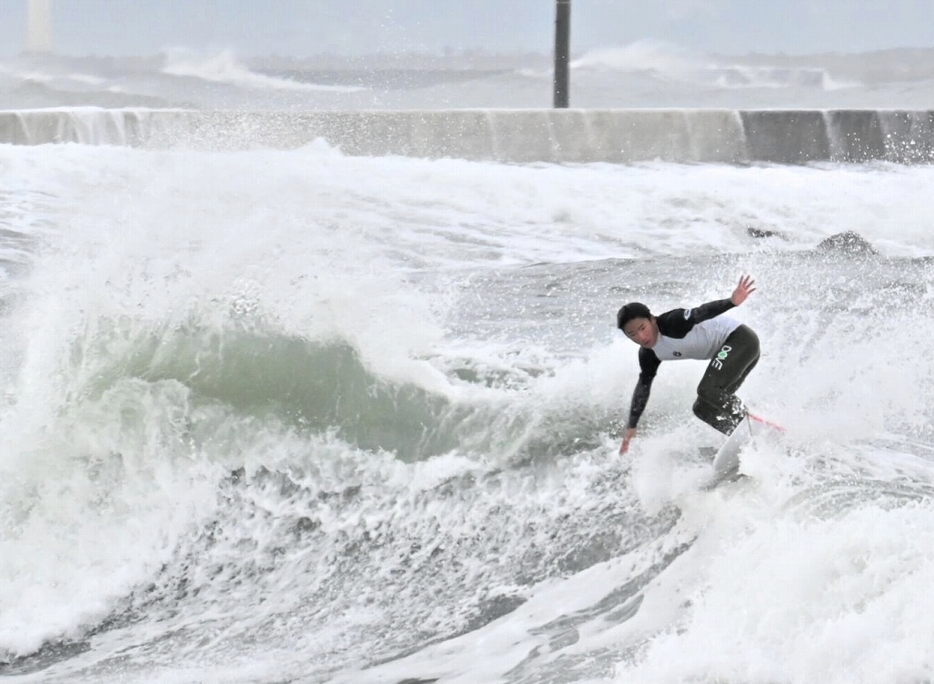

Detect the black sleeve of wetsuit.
xmin=655 ymin=299 xmax=736 ymax=338
xmin=687 ymin=298 xmax=735 ymax=324
xmin=627 ymin=348 xmax=660 ymax=429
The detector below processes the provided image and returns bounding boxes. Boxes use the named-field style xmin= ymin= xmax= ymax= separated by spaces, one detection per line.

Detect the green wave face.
xmin=69 ymin=321 xmax=462 ymax=460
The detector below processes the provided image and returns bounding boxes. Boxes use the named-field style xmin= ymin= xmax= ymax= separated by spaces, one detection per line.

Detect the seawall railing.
xmin=1 ymin=109 xmax=932 ymax=164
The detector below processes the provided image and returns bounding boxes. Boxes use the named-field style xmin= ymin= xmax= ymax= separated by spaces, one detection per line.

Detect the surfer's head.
xmin=617 ymin=302 xmax=657 ymax=348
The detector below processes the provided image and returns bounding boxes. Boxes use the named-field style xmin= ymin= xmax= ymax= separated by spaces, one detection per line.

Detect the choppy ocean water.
xmin=2 ymin=43 xmax=934 ymax=110
xmin=1 ymin=43 xmax=934 ymax=684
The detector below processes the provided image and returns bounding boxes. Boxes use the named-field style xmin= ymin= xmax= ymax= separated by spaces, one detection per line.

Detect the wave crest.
xmin=161 ymin=48 xmax=362 ymax=92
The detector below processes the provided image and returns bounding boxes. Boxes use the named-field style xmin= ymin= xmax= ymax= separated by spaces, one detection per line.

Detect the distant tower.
xmin=25 ymin=0 xmax=53 ymax=53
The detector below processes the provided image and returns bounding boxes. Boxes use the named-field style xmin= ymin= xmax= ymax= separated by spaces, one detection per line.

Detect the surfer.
xmin=617 ymin=275 xmax=759 ymax=455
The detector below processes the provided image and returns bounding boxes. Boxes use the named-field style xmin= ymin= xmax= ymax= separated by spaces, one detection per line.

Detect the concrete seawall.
xmin=1 ymin=109 xmax=933 ymax=164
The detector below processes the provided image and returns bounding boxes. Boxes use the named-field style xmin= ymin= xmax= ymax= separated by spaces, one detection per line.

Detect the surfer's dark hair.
xmin=617 ymin=302 xmax=652 ymax=330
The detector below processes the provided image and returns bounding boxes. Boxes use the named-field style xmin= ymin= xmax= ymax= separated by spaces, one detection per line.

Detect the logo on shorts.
xmin=711 ymin=344 xmax=732 ymax=370
xmin=683 ymin=309 xmax=692 ymax=320
xmin=673 ymin=351 xmax=682 ymax=357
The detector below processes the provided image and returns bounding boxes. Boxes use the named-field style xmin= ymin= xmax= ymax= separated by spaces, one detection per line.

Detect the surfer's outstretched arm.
xmin=672 ymin=275 xmax=755 ymax=330
xmin=620 ymin=350 xmax=659 ymax=455
xmin=619 ymin=380 xmax=650 ymax=454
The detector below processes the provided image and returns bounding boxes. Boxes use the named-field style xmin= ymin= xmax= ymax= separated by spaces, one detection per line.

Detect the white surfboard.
xmin=703 ymin=412 xmax=785 ymax=490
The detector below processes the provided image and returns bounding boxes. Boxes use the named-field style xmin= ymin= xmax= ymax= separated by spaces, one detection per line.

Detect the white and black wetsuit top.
xmin=627 ymin=298 xmax=740 ymax=429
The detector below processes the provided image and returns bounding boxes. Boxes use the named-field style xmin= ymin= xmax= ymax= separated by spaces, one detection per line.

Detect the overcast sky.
xmin=1 ymin=0 xmax=933 ymax=58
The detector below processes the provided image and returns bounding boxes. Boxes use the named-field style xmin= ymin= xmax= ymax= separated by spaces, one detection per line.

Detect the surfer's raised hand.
xmin=619 ymin=427 xmax=636 ymax=455
xmin=731 ymin=275 xmax=756 ymax=306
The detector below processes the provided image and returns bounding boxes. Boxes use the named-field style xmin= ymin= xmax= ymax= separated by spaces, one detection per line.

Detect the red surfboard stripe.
xmin=748 ymin=412 xmax=786 ymax=433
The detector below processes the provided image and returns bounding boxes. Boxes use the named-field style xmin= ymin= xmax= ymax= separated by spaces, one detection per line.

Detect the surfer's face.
xmin=622 ymin=317 xmax=657 ymax=348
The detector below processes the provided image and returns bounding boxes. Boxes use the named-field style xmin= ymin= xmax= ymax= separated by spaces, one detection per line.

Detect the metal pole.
xmin=553 ymin=0 xmax=571 ymax=108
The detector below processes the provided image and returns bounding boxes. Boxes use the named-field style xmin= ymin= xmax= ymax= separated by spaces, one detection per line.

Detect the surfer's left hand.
xmin=731 ymin=275 xmax=756 ymax=306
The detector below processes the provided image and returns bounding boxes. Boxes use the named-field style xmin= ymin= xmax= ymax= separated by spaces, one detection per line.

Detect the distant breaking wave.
xmin=161 ymin=48 xmax=365 ymax=93
xmin=0 ymin=63 xmax=104 ymax=88
xmin=572 ymin=40 xmax=861 ymax=91
xmin=709 ymin=65 xmax=859 ymax=91
xmin=571 ymin=40 xmax=702 ymax=77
